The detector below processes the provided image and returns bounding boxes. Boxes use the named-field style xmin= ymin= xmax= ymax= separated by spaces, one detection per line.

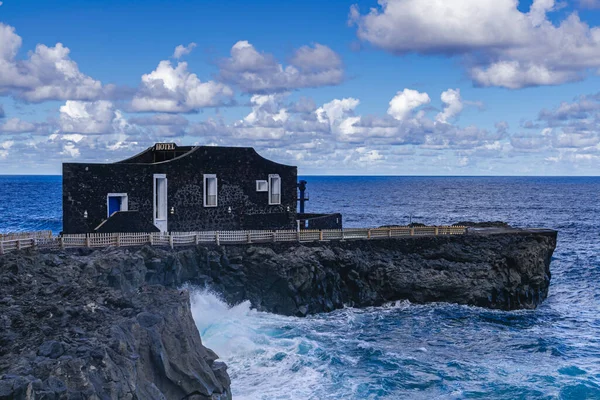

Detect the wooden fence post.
xmin=435 ymin=227 xmax=439 ymax=236
xmin=169 ymin=234 xmax=174 ymax=249
xmin=0 ymin=240 xmax=4 ymax=255
xmin=388 ymin=228 xmax=392 ymax=238
xmin=215 ymin=232 xmax=220 ymax=246
xmin=247 ymin=232 xmax=252 ymax=244
xmin=16 ymin=240 xmax=21 ymax=250
xmin=195 ymin=233 xmax=199 ymax=245
xmin=115 ymin=234 xmax=121 ymax=247
xmin=319 ymin=230 xmax=324 ymax=241
xmin=367 ymin=229 xmax=371 ymax=239
xmin=410 ymin=228 xmax=415 ymax=236
xmin=59 ymin=236 xmax=64 ymax=249
xmin=86 ymin=234 xmax=90 ymax=248
xmin=32 ymin=238 xmax=36 ymax=249
xmin=273 ymin=232 xmax=277 ymax=243
xmin=149 ymin=233 xmax=153 ymax=246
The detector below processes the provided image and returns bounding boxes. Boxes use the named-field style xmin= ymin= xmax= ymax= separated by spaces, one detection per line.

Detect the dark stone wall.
xmin=298 ymin=213 xmax=343 ymax=230
xmin=95 ymin=211 xmax=160 ymax=233
xmin=63 ymin=146 xmax=297 ymax=234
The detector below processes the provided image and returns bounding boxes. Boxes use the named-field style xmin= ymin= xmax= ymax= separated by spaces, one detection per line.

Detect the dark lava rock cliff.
xmin=0 ymin=250 xmax=231 ymax=400
xmin=186 ymin=229 xmax=557 ymax=315
xmin=0 ymin=228 xmax=557 ymax=398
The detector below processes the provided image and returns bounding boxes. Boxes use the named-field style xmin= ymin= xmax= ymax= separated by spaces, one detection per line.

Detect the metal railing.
xmin=0 ymin=226 xmax=467 ymax=255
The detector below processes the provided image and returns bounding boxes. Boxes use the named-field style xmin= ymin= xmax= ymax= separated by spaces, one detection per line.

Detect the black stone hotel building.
xmin=62 ymin=143 xmax=341 ymax=234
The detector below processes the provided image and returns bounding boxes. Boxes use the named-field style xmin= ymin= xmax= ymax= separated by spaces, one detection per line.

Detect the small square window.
xmin=256 ymin=180 xmax=268 ymax=192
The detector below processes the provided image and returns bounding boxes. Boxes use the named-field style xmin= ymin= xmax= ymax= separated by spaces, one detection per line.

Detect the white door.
xmin=153 ymin=174 xmax=167 ymax=232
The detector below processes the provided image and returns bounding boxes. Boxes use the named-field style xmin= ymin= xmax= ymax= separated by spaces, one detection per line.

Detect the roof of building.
xmin=111 ymin=143 xmax=295 ymax=168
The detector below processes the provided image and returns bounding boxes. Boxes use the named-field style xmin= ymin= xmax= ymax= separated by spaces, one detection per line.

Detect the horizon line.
xmin=2 ymin=174 xmax=600 ymax=178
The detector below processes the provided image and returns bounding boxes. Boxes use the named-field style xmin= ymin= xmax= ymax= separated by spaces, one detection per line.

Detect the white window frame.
xmin=256 ymin=180 xmax=268 ymax=192
xmin=153 ymin=174 xmax=168 ymax=231
xmin=268 ymin=174 xmax=281 ymax=205
xmin=106 ymin=193 xmax=128 ymax=218
xmin=203 ymin=174 xmax=218 ymax=207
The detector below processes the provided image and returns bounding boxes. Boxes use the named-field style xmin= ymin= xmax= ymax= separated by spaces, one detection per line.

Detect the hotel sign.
xmin=154 ymin=143 xmax=176 ymax=151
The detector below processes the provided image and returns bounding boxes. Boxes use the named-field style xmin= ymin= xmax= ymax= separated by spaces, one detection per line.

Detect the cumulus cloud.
xmin=0 ymin=23 xmax=106 ymax=102
xmin=218 ymin=41 xmax=344 ymax=93
xmin=172 ymin=42 xmax=197 ymax=59
xmin=387 ymin=89 xmax=430 ymax=121
xmin=316 ymin=98 xmax=361 ymax=140
xmin=59 ymin=100 xmax=119 ymax=134
xmin=349 ymin=0 xmax=600 ymax=88
xmin=131 ymin=60 xmax=233 ymax=112
xmin=436 ymin=89 xmax=463 ymax=123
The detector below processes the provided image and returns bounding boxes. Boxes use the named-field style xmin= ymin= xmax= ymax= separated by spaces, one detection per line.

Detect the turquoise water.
xmin=2 ymin=175 xmax=600 ymax=399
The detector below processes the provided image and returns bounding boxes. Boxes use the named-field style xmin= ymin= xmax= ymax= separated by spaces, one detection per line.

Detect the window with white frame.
xmin=204 ymin=174 xmax=218 ymax=207
xmin=107 ymin=193 xmax=128 ymax=218
xmin=268 ymin=174 xmax=281 ymax=205
xmin=154 ymin=176 xmax=167 ymax=220
xmin=256 ymin=180 xmax=268 ymax=192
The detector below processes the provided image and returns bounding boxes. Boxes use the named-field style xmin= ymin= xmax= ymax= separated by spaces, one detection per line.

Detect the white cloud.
xmin=317 ymin=98 xmax=360 ymax=125
xmin=0 ymin=140 xmax=13 ymax=159
xmin=579 ymin=0 xmax=600 ymax=9
xmin=59 ymin=100 xmax=117 ymax=134
xmin=172 ymin=42 xmax=197 ymax=59
xmin=0 ymin=23 xmax=105 ymax=102
xmin=538 ymin=94 xmax=600 ymax=121
xmin=0 ymin=118 xmax=35 ymax=133
xmin=219 ymin=41 xmax=344 ymax=93
xmin=315 ymin=98 xmax=362 ymax=140
xmin=553 ymin=131 xmax=599 ymax=148
xmin=243 ymin=94 xmax=289 ymax=125
xmin=470 ymin=61 xmax=576 ymax=90
xmin=350 ymin=0 xmax=525 ymax=54
xmin=350 ymin=0 xmax=600 ymax=88
xmin=289 ymin=43 xmax=342 ymax=71
xmin=356 ymin=147 xmax=384 ymax=163
xmin=387 ymin=89 xmax=430 ymax=121
xmin=436 ymin=89 xmax=463 ymax=123
xmin=131 ymin=60 xmax=233 ymax=112
xmin=129 ymin=113 xmax=189 ymax=127
xmin=61 ymin=142 xmax=80 ymax=158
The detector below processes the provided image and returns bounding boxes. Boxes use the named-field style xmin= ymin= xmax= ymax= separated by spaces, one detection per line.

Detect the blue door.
xmin=108 ymin=196 xmax=121 ymax=216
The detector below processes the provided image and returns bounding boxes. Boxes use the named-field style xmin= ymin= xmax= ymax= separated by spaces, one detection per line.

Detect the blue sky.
xmin=2 ymin=0 xmax=600 ymax=175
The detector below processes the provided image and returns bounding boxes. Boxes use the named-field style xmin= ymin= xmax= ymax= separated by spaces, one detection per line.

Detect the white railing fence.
xmin=0 ymin=226 xmax=467 ymax=255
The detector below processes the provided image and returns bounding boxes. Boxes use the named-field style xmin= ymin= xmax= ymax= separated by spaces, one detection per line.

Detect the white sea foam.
xmin=189 ymin=288 xmax=338 ymax=399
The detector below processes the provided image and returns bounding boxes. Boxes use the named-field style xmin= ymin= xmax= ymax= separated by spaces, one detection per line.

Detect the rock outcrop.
xmin=0 ymin=249 xmax=231 ymax=400
xmin=183 ymin=228 xmax=557 ymax=316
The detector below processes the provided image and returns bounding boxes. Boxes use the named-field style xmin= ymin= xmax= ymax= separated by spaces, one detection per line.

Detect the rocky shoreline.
xmin=0 ymin=227 xmax=557 ymax=398
xmin=0 ymin=250 xmax=232 ymax=399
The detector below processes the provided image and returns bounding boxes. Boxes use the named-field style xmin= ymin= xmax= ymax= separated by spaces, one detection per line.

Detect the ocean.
xmin=1 ymin=175 xmax=599 ymax=399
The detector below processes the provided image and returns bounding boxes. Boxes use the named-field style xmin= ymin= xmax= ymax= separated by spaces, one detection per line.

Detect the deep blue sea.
xmin=1 ymin=175 xmax=599 ymax=399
